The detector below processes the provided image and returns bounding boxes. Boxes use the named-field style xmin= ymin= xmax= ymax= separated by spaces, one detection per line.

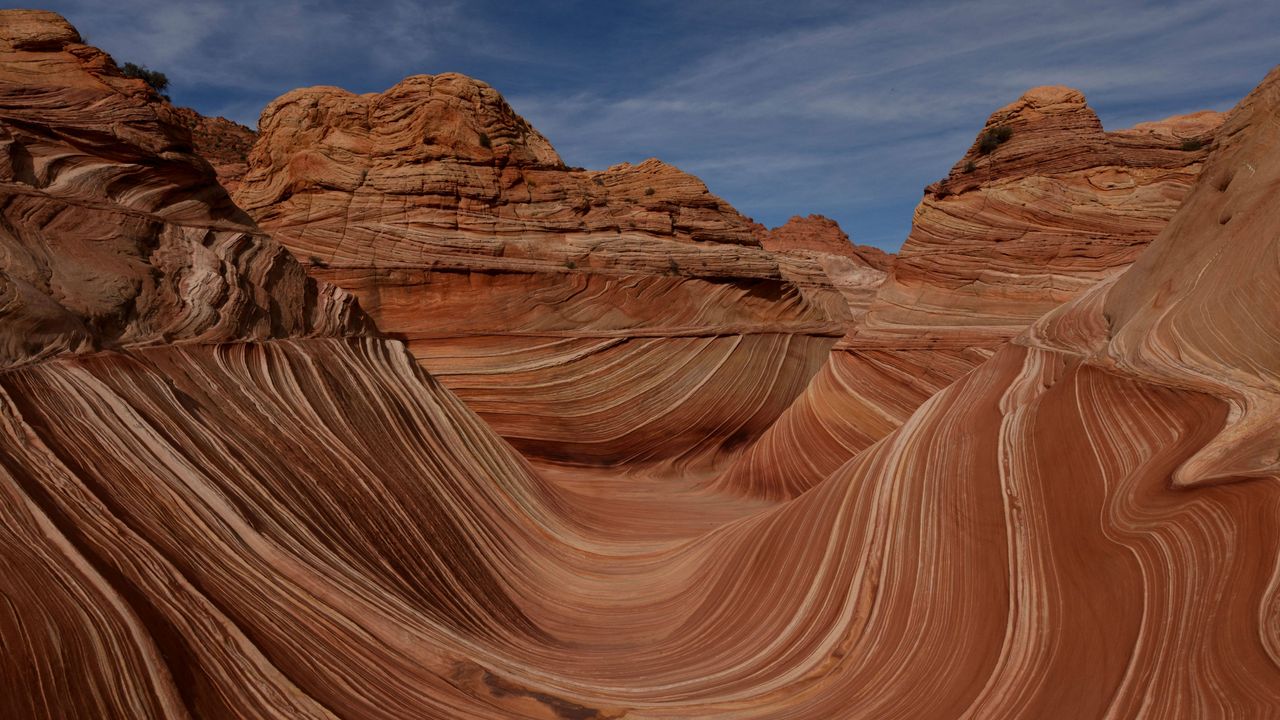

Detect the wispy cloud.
xmin=16 ymin=0 xmax=1278 ymax=249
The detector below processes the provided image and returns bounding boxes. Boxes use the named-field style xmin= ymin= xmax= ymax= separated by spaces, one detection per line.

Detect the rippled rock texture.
xmin=715 ymin=85 xmax=1225 ymax=499
xmin=4 ymin=10 xmax=1280 ymax=719
xmin=234 ymin=74 xmax=849 ymax=470
xmin=0 ymin=11 xmax=368 ymax=369
xmin=862 ymin=85 xmax=1223 ymax=351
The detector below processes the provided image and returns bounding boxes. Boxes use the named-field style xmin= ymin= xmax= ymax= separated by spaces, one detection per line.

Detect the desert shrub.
xmin=963 ymin=160 xmax=976 ymax=173
xmin=977 ymin=125 xmax=1013 ymax=154
xmin=308 ymin=255 xmax=328 ymax=268
xmin=120 ymin=62 xmax=169 ymax=96
xmin=644 ymin=186 xmax=655 ymax=196
xmin=1180 ymin=138 xmax=1205 ymax=151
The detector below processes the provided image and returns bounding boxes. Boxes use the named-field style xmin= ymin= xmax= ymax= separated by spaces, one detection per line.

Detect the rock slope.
xmin=170 ymin=106 xmax=256 ymax=194
xmin=5 ymin=10 xmax=1280 ymax=719
xmin=862 ymin=85 xmax=1223 ymax=351
xmin=0 ymin=12 xmax=367 ymax=369
xmin=714 ymin=85 xmax=1224 ymax=499
xmin=234 ymin=75 xmax=848 ymax=469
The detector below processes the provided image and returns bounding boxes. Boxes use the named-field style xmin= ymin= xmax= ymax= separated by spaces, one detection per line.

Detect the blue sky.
xmin=15 ymin=0 xmax=1280 ymax=249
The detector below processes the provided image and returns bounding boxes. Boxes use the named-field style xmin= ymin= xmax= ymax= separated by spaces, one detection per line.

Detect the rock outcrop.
xmin=170 ymin=106 xmax=256 ymax=193
xmin=714 ymin=86 xmax=1224 ymax=499
xmin=863 ymin=86 xmax=1222 ymax=351
xmin=234 ymin=74 xmax=847 ymax=469
xmin=757 ymin=213 xmax=895 ymax=325
xmin=758 ymin=213 xmax=894 ymax=271
xmin=0 ymin=11 xmax=369 ymax=369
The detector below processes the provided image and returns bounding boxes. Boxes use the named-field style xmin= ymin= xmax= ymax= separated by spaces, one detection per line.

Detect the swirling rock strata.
xmin=5 ymin=11 xmax=1280 ymax=719
xmin=715 ymin=87 xmax=1224 ymax=499
xmin=234 ymin=76 xmax=846 ymax=468
xmin=859 ymin=85 xmax=1223 ymax=351
xmin=0 ymin=11 xmax=369 ymax=369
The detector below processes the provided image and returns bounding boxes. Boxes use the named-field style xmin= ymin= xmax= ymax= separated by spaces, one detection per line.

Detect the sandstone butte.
xmin=3 ymin=9 xmax=1280 ymax=719
xmin=232 ymin=73 xmax=866 ymax=477
xmin=712 ymin=84 xmax=1225 ymax=499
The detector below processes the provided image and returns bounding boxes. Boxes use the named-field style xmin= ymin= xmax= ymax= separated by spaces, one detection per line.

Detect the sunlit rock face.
xmin=234 ymin=74 xmax=849 ymax=470
xmin=862 ymin=85 xmax=1222 ymax=351
xmin=5 ymin=10 xmax=1280 ymax=719
xmin=757 ymin=213 xmax=895 ymax=324
xmin=713 ymin=85 xmax=1224 ymax=500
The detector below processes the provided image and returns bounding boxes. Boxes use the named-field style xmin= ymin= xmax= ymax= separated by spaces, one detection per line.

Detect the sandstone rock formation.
xmin=714 ymin=85 xmax=1224 ymax=499
xmin=0 ymin=11 xmax=368 ymax=369
xmin=756 ymin=213 xmax=894 ymax=325
xmin=864 ymin=85 xmax=1223 ymax=351
xmin=170 ymin=106 xmax=256 ymax=193
xmin=5 ymin=10 xmax=1280 ymax=719
xmin=234 ymin=75 xmax=848 ymax=470
xmin=757 ymin=213 xmax=894 ymax=271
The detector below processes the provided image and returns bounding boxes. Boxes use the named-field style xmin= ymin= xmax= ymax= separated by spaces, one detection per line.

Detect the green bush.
xmin=120 ymin=62 xmax=169 ymax=96
xmin=977 ymin=125 xmax=1013 ymax=154
xmin=963 ymin=160 xmax=976 ymax=173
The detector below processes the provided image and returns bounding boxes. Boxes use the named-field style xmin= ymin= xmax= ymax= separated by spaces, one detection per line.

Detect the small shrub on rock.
xmin=120 ymin=62 xmax=169 ymax=97
xmin=977 ymin=125 xmax=1013 ymax=154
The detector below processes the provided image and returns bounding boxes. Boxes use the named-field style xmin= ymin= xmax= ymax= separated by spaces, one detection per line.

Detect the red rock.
xmin=234 ymin=74 xmax=847 ymax=468
xmin=715 ymin=86 xmax=1224 ymax=499
xmin=5 ymin=11 xmax=1280 ymax=719
xmin=757 ymin=214 xmax=894 ymax=271
xmin=170 ymin=106 xmax=256 ymax=194
xmin=0 ymin=10 xmax=368 ymax=369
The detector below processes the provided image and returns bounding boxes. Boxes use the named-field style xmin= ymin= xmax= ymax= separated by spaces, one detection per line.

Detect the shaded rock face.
xmin=0 ymin=10 xmax=369 ymax=368
xmin=170 ymin=106 xmax=256 ymax=194
xmin=713 ymin=86 xmax=1224 ymax=500
xmin=235 ymin=74 xmax=846 ymax=469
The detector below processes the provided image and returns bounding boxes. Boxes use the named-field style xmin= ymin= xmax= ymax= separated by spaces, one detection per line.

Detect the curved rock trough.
xmin=2 ymin=10 xmax=1278 ymax=719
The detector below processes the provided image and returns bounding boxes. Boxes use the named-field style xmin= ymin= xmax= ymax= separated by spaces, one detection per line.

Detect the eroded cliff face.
xmin=5 ymin=10 xmax=1280 ymax=719
xmin=0 ymin=11 xmax=369 ymax=368
xmin=234 ymin=75 xmax=848 ymax=470
xmin=713 ymin=85 xmax=1225 ymax=499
